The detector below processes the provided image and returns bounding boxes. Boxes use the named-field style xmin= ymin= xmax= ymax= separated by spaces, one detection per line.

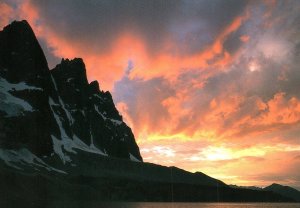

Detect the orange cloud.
xmin=216 ymin=93 xmax=300 ymax=139
xmin=259 ymin=92 xmax=300 ymax=125
xmin=240 ymin=35 xmax=250 ymax=42
xmin=9 ymin=0 xmax=250 ymax=91
xmin=0 ymin=2 xmax=13 ymax=28
xmin=129 ymin=11 xmax=250 ymax=81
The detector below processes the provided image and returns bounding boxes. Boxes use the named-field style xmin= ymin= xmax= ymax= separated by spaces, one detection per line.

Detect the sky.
xmin=1 ymin=0 xmax=300 ymax=189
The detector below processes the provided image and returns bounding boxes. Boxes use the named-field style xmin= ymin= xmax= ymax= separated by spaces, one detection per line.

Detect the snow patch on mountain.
xmin=49 ymin=97 xmax=107 ymax=164
xmin=0 ymin=77 xmax=36 ymax=117
xmin=51 ymin=133 xmax=108 ymax=164
xmin=50 ymin=75 xmax=74 ymax=125
xmin=51 ymin=135 xmax=73 ymax=164
xmin=0 ymin=77 xmax=43 ymax=91
xmin=73 ymin=134 xmax=107 ymax=156
xmin=0 ymin=148 xmax=66 ymax=174
xmin=130 ymin=153 xmax=141 ymax=162
xmin=94 ymin=105 xmax=123 ymax=126
xmin=110 ymin=118 xmax=123 ymax=125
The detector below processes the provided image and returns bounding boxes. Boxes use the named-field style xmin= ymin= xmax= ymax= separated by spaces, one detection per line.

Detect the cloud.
xmin=30 ymin=0 xmax=248 ymax=54
xmin=112 ymin=0 xmax=300 ymax=188
xmin=0 ymin=2 xmax=14 ymax=28
xmin=294 ymin=155 xmax=300 ymax=160
xmin=2 ymin=0 xmax=251 ymax=89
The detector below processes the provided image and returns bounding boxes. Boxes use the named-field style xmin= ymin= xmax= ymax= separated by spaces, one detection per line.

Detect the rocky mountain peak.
xmin=0 ymin=20 xmax=48 ymax=84
xmin=57 ymin=58 xmax=86 ymax=73
xmin=89 ymin=80 xmax=100 ymax=94
xmin=52 ymin=58 xmax=89 ymax=88
xmin=0 ymin=20 xmax=142 ymax=162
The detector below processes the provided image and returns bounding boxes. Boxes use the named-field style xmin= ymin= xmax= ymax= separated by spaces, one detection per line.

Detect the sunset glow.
xmin=1 ymin=0 xmax=300 ymax=189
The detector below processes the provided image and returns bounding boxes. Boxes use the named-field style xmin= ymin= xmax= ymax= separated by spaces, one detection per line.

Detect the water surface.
xmin=109 ymin=203 xmax=300 ymax=208
xmin=50 ymin=202 xmax=300 ymax=208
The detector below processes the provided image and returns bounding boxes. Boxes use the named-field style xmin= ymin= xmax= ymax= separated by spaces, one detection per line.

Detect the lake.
xmin=100 ymin=203 xmax=300 ymax=208
xmin=46 ymin=202 xmax=300 ymax=208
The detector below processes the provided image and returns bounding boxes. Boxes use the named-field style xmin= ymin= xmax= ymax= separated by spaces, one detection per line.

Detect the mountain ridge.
xmin=264 ymin=183 xmax=300 ymax=202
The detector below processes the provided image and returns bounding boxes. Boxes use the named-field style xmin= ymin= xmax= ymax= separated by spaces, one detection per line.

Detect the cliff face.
xmin=0 ymin=20 xmax=142 ymax=164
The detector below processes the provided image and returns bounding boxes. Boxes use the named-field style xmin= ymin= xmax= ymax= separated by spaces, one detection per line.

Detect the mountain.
xmin=264 ymin=183 xmax=300 ymax=202
xmin=0 ymin=20 xmax=297 ymax=205
xmin=229 ymin=185 xmax=263 ymax=191
xmin=0 ymin=20 xmax=142 ymax=163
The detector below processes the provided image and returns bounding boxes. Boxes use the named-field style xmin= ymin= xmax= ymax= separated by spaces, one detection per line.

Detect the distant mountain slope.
xmin=0 ymin=153 xmax=294 ymax=204
xmin=229 ymin=185 xmax=263 ymax=191
xmin=264 ymin=183 xmax=300 ymax=202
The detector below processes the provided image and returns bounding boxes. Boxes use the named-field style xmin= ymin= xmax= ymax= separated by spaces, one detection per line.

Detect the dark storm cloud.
xmin=223 ymin=27 xmax=244 ymax=54
xmin=30 ymin=0 xmax=249 ymax=55
xmin=30 ymin=0 xmax=178 ymax=53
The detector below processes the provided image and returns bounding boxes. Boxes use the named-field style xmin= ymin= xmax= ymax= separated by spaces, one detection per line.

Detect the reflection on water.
xmin=121 ymin=203 xmax=300 ymax=208
xmin=49 ymin=202 xmax=300 ymax=208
